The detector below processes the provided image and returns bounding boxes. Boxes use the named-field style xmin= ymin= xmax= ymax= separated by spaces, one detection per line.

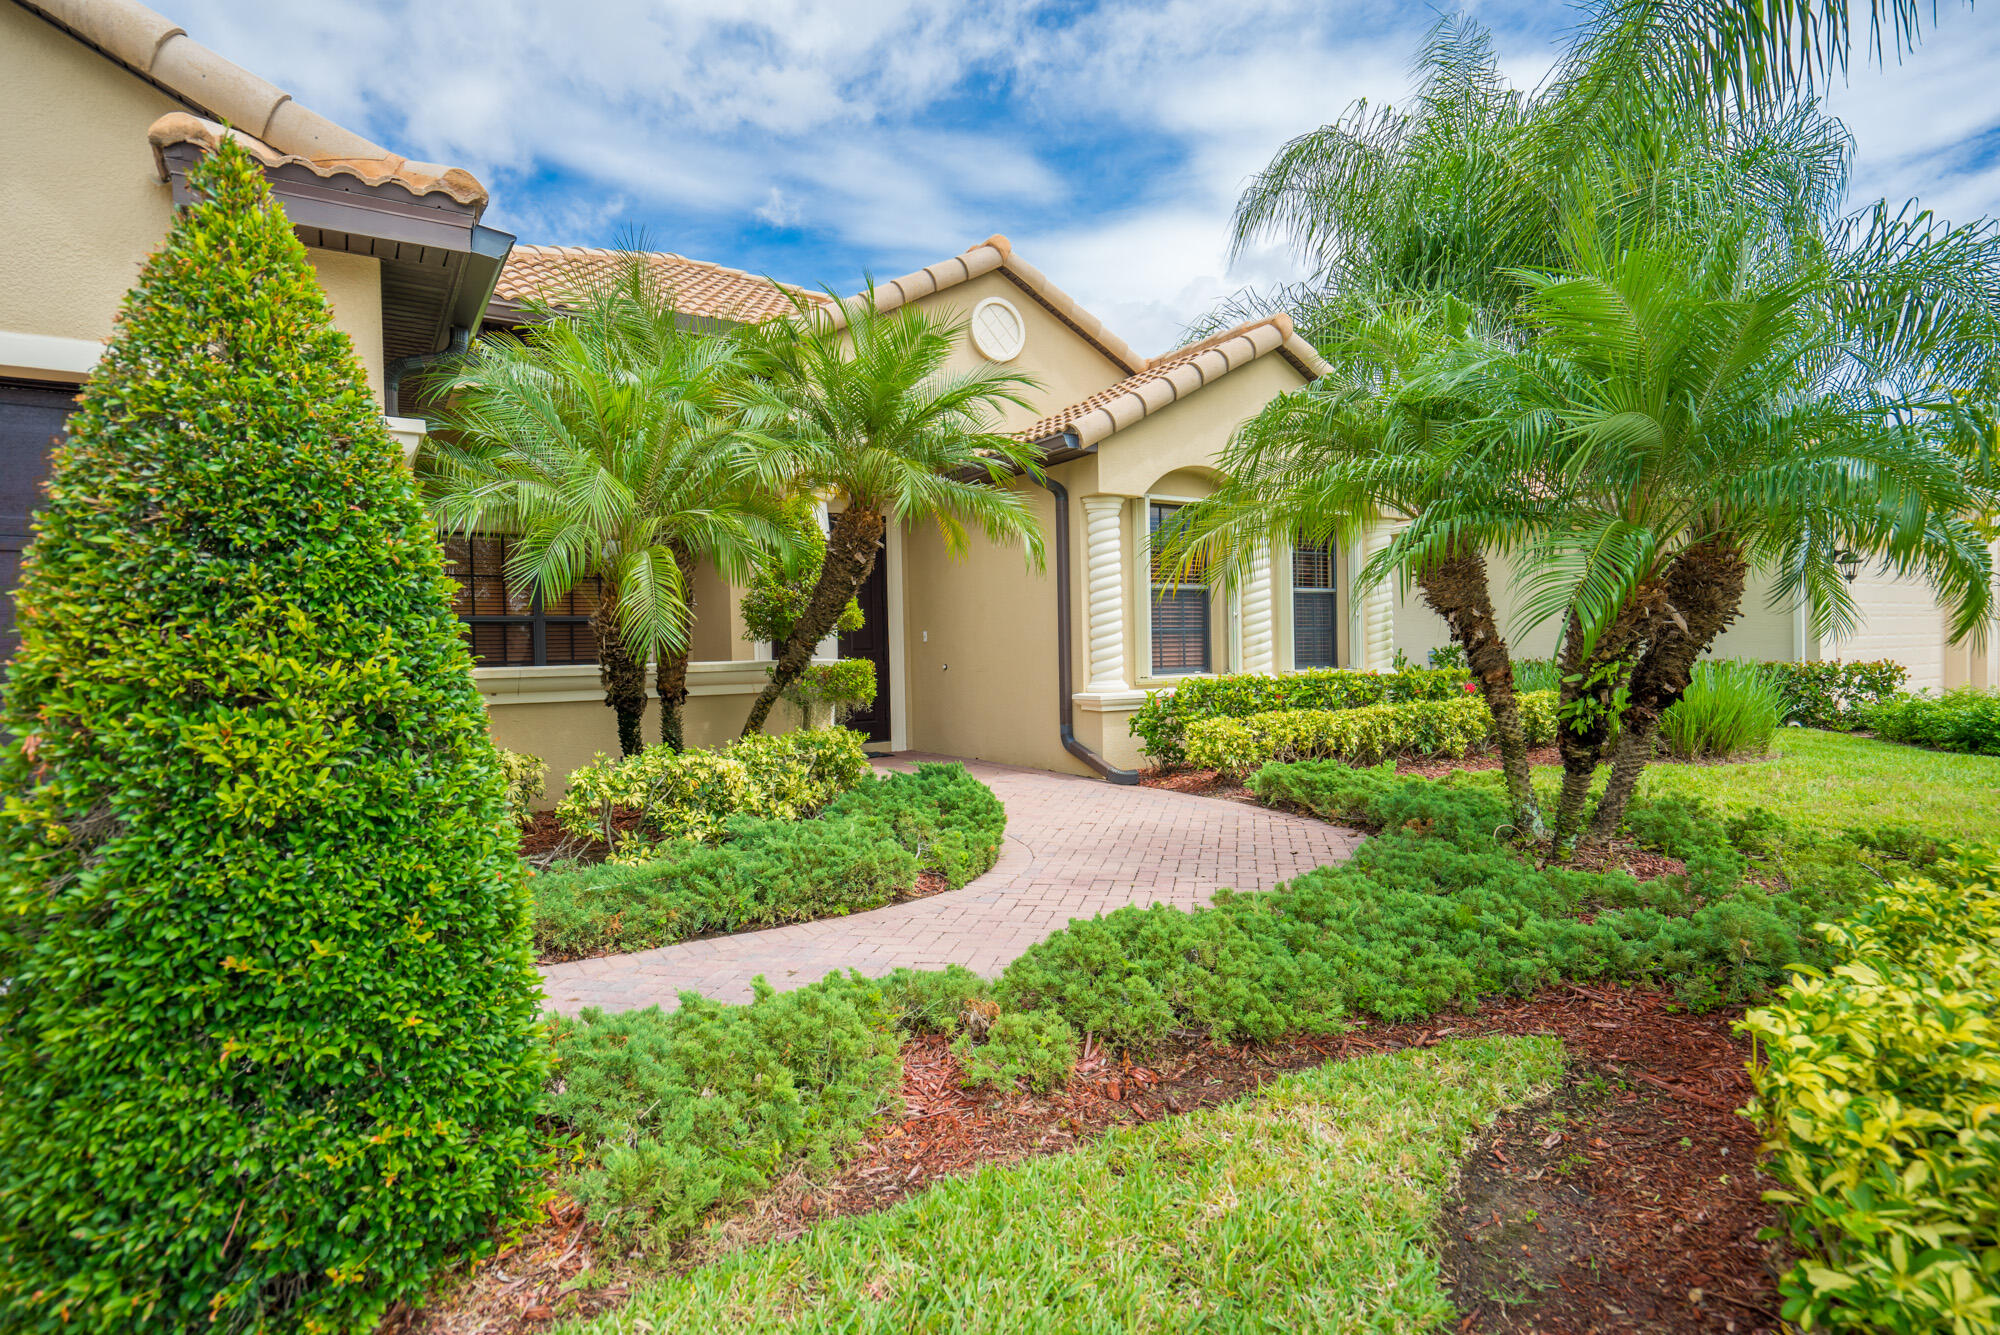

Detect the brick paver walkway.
xmin=538 ymin=754 xmax=1361 ymax=1015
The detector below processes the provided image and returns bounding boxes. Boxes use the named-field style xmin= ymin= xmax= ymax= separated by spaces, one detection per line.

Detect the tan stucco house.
xmin=7 ymin=0 xmax=1996 ymax=796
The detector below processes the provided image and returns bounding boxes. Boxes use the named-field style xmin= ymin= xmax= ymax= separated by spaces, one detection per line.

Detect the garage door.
xmin=1 ymin=380 xmax=80 ymax=665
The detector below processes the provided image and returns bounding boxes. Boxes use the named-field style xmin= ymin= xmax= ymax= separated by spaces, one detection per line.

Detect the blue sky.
xmin=171 ymin=0 xmax=2000 ymax=356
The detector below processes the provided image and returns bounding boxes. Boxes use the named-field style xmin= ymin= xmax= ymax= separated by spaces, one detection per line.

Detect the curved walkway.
xmin=538 ymin=754 xmax=1362 ymax=1016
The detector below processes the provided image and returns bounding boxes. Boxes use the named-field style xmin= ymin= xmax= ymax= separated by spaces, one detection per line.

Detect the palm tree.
xmin=736 ymin=287 xmax=1047 ymax=736
xmin=1442 ymin=198 xmax=1999 ymax=849
xmin=424 ymin=255 xmax=792 ymax=755
xmin=1207 ymin=3 xmax=2000 ymax=851
xmin=1158 ymin=291 xmax=1555 ymax=836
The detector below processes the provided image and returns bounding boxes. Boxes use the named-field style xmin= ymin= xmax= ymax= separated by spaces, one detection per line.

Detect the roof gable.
xmin=1020 ymin=314 xmax=1330 ymax=448
xmin=16 ymin=0 xmax=487 ymax=210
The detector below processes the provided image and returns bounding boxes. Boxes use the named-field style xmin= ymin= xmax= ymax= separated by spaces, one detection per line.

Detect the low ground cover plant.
xmin=1184 ymin=691 xmax=1558 ymax=773
xmin=556 ymin=727 xmax=871 ymax=858
xmin=1656 ymin=659 xmax=1785 ymax=759
xmin=952 ymin=1011 xmax=1079 ymax=1094
xmin=533 ymin=763 xmax=1004 ymax=960
xmin=1742 ymin=848 xmax=2000 ymax=1332
xmin=1129 ymin=665 xmax=1469 ymax=764
xmin=998 ymin=764 xmax=1918 ymax=1051
xmin=1862 ymin=686 xmax=2000 ymax=755
xmin=548 ymin=975 xmax=902 ymax=1249
xmin=555 ymin=1038 xmax=1563 ymax=1334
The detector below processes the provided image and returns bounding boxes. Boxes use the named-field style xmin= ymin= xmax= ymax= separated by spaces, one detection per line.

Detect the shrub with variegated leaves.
xmin=1184 ymin=691 xmax=1557 ymax=773
xmin=1741 ymin=847 xmax=2000 ymax=1332
xmin=555 ymin=727 xmax=869 ymax=859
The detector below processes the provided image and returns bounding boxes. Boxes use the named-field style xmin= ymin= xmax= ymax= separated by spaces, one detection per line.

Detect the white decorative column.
xmin=1358 ymin=525 xmax=1396 ymax=670
xmin=1081 ymin=495 xmax=1128 ymax=691
xmin=1240 ymin=543 xmax=1275 ymax=675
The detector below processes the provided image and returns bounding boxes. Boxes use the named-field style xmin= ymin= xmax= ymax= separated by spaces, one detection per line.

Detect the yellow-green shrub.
xmin=1741 ymin=848 xmax=2000 ymax=1332
xmin=554 ymin=727 xmax=870 ymax=859
xmin=497 ymin=748 xmax=546 ymax=826
xmin=1184 ymin=691 xmax=1557 ymax=773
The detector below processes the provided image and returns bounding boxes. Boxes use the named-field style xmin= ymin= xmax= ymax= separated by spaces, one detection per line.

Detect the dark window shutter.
xmin=0 ymin=380 xmax=81 ymax=666
xmin=1292 ymin=539 xmax=1338 ymax=668
xmin=442 ymin=532 xmax=601 ymax=667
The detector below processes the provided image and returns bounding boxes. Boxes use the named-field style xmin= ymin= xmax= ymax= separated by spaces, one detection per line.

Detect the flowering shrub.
xmin=555 ymin=727 xmax=870 ymax=858
xmin=1129 ymin=666 xmax=1470 ymax=764
xmin=1183 ymin=691 xmax=1558 ymax=773
xmin=1763 ymin=659 xmax=1908 ymax=728
xmin=1741 ymin=848 xmax=2000 ymax=1332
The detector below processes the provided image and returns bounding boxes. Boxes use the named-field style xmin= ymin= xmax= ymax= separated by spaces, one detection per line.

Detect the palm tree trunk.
xmin=656 ymin=547 xmax=699 ymax=752
xmin=593 ymin=599 xmax=649 ymax=758
xmin=1414 ymin=546 xmax=1543 ymax=837
xmin=1586 ymin=535 xmax=1748 ymax=843
xmin=1550 ymin=609 xmax=1636 ymax=856
xmin=743 ymin=506 xmax=886 ymax=736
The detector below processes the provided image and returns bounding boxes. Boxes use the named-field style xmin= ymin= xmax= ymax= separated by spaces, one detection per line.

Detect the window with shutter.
xmin=442 ymin=534 xmax=601 ymax=666
xmin=1292 ymin=539 xmax=1338 ymax=668
xmin=1149 ymin=502 xmax=1210 ymax=675
xmin=0 ymin=380 xmax=80 ymax=667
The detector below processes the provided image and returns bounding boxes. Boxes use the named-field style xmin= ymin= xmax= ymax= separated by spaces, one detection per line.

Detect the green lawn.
xmin=559 ymin=1037 xmax=1563 ymax=1335
xmin=1523 ymin=729 xmax=2000 ymax=844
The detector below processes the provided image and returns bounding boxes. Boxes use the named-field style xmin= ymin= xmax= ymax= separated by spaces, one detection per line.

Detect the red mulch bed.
xmin=388 ymin=984 xmax=1782 ymax=1334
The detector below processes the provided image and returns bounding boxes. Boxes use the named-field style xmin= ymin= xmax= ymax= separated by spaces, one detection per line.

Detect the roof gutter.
xmin=385 ymin=325 xmax=471 ymax=416
xmin=1024 ymin=444 xmax=1139 ymax=785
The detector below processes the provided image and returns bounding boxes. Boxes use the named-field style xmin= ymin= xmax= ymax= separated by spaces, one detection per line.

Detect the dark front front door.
xmin=837 ymin=538 xmax=892 ymax=746
xmin=1 ymin=380 xmax=81 ymax=666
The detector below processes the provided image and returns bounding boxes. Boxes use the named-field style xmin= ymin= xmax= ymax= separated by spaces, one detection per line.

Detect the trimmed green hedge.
xmin=1742 ymin=848 xmax=2000 ymax=1332
xmin=533 ymin=762 xmax=1004 ymax=960
xmin=1129 ymin=666 xmax=1470 ymax=764
xmin=0 ymin=140 xmax=545 ymax=1333
xmin=1862 ymin=687 xmax=2000 ymax=755
xmin=1130 ymin=658 xmax=1908 ymax=764
xmin=555 ymin=727 xmax=872 ymax=858
xmin=1183 ymin=691 xmax=1558 ymax=773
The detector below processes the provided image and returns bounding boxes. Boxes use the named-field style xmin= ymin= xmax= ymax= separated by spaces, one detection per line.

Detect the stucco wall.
xmin=309 ymin=250 xmax=385 ymax=396
xmin=1 ymin=4 xmax=384 ymax=393
xmin=906 ymin=269 xmax=1133 ymax=434
xmin=1 ymin=3 xmax=179 ymax=348
xmin=899 ymin=464 xmax=1076 ymax=774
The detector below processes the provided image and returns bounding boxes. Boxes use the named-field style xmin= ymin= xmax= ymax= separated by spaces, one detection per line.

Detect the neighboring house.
xmin=7 ymin=0 xmax=1995 ymax=793
xmin=1 ymin=0 xmax=510 ymax=653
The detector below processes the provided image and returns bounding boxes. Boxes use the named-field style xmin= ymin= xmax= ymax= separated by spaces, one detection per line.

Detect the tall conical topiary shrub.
xmin=0 ymin=139 xmax=547 ymax=1331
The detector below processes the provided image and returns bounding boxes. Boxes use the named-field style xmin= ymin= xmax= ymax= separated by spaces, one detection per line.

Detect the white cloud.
xmin=159 ymin=0 xmax=2000 ymax=361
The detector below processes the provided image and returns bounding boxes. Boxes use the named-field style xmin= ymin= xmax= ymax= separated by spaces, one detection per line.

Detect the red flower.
xmin=1462 ymin=681 xmax=1479 ymax=693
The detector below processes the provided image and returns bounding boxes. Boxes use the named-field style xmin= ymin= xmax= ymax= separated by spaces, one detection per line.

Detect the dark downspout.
xmin=384 ymin=325 xmax=472 ymax=417
xmin=1027 ymin=466 xmax=1140 ymax=784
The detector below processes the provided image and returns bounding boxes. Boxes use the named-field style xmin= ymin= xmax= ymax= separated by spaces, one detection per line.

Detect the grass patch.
xmin=557 ymin=1036 xmax=1563 ymax=1334
xmin=1562 ymin=729 xmax=2000 ymax=843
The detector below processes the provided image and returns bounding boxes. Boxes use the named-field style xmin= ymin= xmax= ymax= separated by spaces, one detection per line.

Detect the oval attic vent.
xmin=969 ymin=296 xmax=1027 ymax=361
